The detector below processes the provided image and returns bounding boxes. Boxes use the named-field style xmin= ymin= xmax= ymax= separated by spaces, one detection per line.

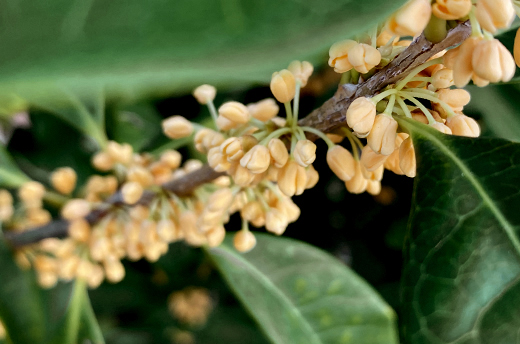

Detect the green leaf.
xmin=0 ymin=145 xmax=29 ymax=188
xmin=398 ymin=118 xmax=520 ymax=344
xmin=0 ymin=0 xmax=406 ymax=105
xmin=208 ymin=234 xmax=399 ymax=344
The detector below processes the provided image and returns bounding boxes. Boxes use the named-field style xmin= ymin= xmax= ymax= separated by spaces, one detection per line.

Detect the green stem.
xmin=293 ymin=81 xmax=301 ymax=130
xmin=150 ymin=136 xmax=192 ymax=156
xmin=48 ymin=279 xmax=86 ymax=344
xmin=207 ymin=100 xmax=219 ymax=125
xmin=43 ymin=191 xmax=69 ymax=208
xmin=401 ymin=91 xmax=458 ymax=118
xmin=340 ymin=71 xmax=351 ymax=85
xmin=371 ymin=88 xmax=398 ymax=103
xmin=398 ymin=93 xmax=435 ymax=124
xmin=284 ymin=102 xmax=293 ymax=127
xmin=299 ymin=126 xmax=335 ymax=148
xmin=259 ymin=128 xmax=291 ymax=145
xmin=468 ymin=7 xmax=483 ymax=37
xmin=396 ymin=58 xmax=442 ymax=90
xmin=342 ymin=129 xmax=361 ymax=160
xmin=351 ymin=70 xmax=360 ymax=84
xmin=396 ymin=96 xmax=413 ymax=118
xmin=383 ymin=95 xmax=396 ymax=116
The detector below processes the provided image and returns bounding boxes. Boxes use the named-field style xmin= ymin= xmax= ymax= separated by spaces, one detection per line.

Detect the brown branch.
xmin=3 ymin=22 xmax=471 ymax=248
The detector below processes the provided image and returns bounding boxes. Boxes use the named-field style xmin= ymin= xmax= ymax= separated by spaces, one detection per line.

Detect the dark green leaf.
xmin=398 ymin=118 xmax=520 ymax=344
xmin=0 ymin=0 xmax=406 ymax=105
xmin=208 ymin=234 xmax=399 ymax=344
xmin=0 ymin=145 xmax=29 ymax=188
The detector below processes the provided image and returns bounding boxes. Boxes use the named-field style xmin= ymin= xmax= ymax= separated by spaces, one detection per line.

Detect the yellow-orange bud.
xmin=121 ymin=182 xmax=143 ymax=205
xmin=92 ymin=152 xmax=114 ymax=171
xmin=207 ymin=147 xmax=231 ymax=172
xmin=432 ymin=0 xmax=472 ymax=20
xmin=265 ymin=209 xmax=288 ymax=235
xmin=106 ymin=141 xmax=133 ymax=165
xmin=360 ymin=145 xmax=388 ymax=172
xmin=305 ymin=165 xmax=319 ymax=189
xmin=475 ymin=0 xmax=515 ymax=34
xmin=240 ymin=145 xmax=271 ymax=174
xmin=430 ymin=122 xmax=453 ymax=134
xmin=326 ymin=145 xmax=356 ymax=182
xmin=162 ymin=116 xmax=194 ymax=139
xmin=431 ymin=68 xmax=454 ymax=89
xmin=472 ymin=39 xmax=515 ymax=84
xmin=233 ymin=229 xmax=256 ymax=253
xmin=387 ymin=0 xmax=432 ymax=37
xmin=347 ymin=43 xmax=381 ymax=74
xmin=346 ymin=97 xmax=377 ymax=137
xmin=277 ymin=160 xmax=307 ymax=197
xmin=293 ymin=140 xmax=316 ymax=167
xmin=268 ymin=138 xmax=289 ymax=168
xmin=399 ymin=138 xmax=416 ymax=178
xmin=0 ymin=190 xmax=13 ymax=221
xmin=270 ymin=70 xmax=296 ymax=103
xmin=160 ymin=150 xmax=182 ymax=169
xmin=218 ymin=101 xmax=249 ymax=124
xmin=288 ymin=60 xmax=314 ymax=87
xmin=19 ymin=181 xmax=45 ymax=208
xmin=51 ymin=167 xmax=77 ymax=195
xmin=61 ymin=199 xmax=91 ymax=220
xmin=193 ymin=84 xmax=216 ymax=105
xmin=69 ymin=219 xmax=91 ymax=242
xmin=367 ymin=114 xmax=398 ymax=156
xmin=345 ymin=161 xmax=368 ymax=194
xmin=220 ymin=137 xmax=244 ymax=162
xmin=328 ymin=39 xmax=357 ymax=73
xmin=446 ymin=114 xmax=480 ymax=137
xmin=247 ymin=98 xmax=279 ymax=122
xmin=206 ymin=225 xmax=226 ymax=247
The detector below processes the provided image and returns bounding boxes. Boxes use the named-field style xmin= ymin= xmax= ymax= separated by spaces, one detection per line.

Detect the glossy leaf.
xmin=0 ymin=145 xmax=29 ymax=188
xmin=0 ymin=0 xmax=406 ymax=105
xmin=398 ymin=118 xmax=520 ymax=344
xmin=209 ymin=234 xmax=399 ymax=344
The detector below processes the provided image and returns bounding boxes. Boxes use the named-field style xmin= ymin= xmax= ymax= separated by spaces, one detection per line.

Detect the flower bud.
xmin=157 ymin=219 xmax=177 ymax=242
xmin=69 ymin=219 xmax=90 ymax=242
xmin=218 ymin=101 xmax=250 ymax=124
xmin=387 ymin=0 xmax=432 ymax=37
xmin=376 ymin=30 xmax=399 ymax=47
xmin=305 ymin=165 xmax=319 ymax=189
xmin=270 ymin=70 xmax=296 ymax=103
xmin=432 ymin=0 xmax=472 ymax=20
xmin=240 ymin=145 xmax=271 ymax=174
xmin=346 ymin=97 xmax=377 ymax=137
xmin=326 ymin=133 xmax=344 ymax=144
xmin=62 ymin=199 xmax=91 ymax=220
xmin=431 ymin=68 xmax=454 ymax=89
xmin=328 ymin=39 xmax=357 ymax=73
xmin=265 ymin=209 xmax=288 ymax=235
xmin=277 ymin=198 xmax=301 ymax=223
xmin=288 ymin=60 xmax=314 ymax=87
xmin=207 ymin=147 xmax=231 ymax=172
xmin=277 ymin=160 xmax=307 ymax=196
xmin=220 ymin=137 xmax=243 ymax=162
xmin=360 ymin=145 xmax=388 ymax=172
xmin=231 ymin=164 xmax=255 ymax=187
xmin=367 ymin=114 xmax=398 ymax=156
xmin=476 ymin=0 xmax=515 ymax=34
xmin=472 ymin=39 xmax=515 ymax=84
xmin=206 ymin=225 xmax=226 ymax=247
xmin=448 ymin=36 xmax=479 ymax=87
xmin=162 ymin=116 xmax=194 ymax=139
xmin=435 ymin=88 xmax=470 ymax=116
xmin=121 ymin=182 xmax=143 ymax=205
xmin=92 ymin=152 xmax=114 ymax=171
xmin=104 ymin=258 xmax=125 ymax=283
xmin=107 ymin=141 xmax=133 ymax=165
xmin=19 ymin=181 xmax=45 ymax=208
xmin=293 ymin=140 xmax=316 ymax=167
xmin=399 ymin=138 xmax=416 ymax=178
xmin=127 ymin=166 xmax=154 ymax=187
xmin=193 ymin=84 xmax=216 ymax=105
xmin=326 ymin=145 xmax=355 ymax=182
xmin=348 ymin=43 xmax=382 ymax=74
xmin=195 ymin=129 xmax=224 ymax=153
xmin=216 ymin=115 xmax=239 ymax=131
xmin=247 ymin=98 xmax=279 ymax=122
xmin=268 ymin=138 xmax=289 ymax=168
xmin=383 ymin=133 xmax=408 ymax=175
xmin=446 ymin=114 xmax=480 ymax=137
xmin=50 ymin=167 xmax=77 ymax=195
xmin=160 ymin=150 xmax=182 ymax=169
xmin=233 ymin=229 xmax=256 ymax=252
xmin=241 ymin=201 xmax=264 ymax=223
xmin=0 ymin=190 xmax=13 ymax=221
xmin=430 ymin=122 xmax=453 ymax=134
xmin=345 ymin=161 xmax=368 ymax=194
xmin=366 ymin=180 xmax=382 ymax=196
xmin=207 ymin=188 xmax=234 ymax=212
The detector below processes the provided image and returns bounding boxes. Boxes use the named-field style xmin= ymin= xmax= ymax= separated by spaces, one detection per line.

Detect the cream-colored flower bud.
xmin=127 ymin=166 xmax=154 ymax=187
xmin=247 ymin=98 xmax=279 ymax=122
xmin=326 ymin=145 xmax=355 ymax=182
xmin=288 ymin=60 xmax=314 ymax=87
xmin=207 ymin=147 xmax=231 ymax=172
xmin=346 ymin=97 xmax=377 ymax=137
xmin=233 ymin=229 xmax=256 ymax=253
xmin=387 ymin=0 xmax=432 ymax=37
xmin=431 ymin=68 xmax=454 ymax=89
xmin=232 ymin=164 xmax=255 ymax=186
xmin=218 ymin=101 xmax=250 ymax=124
xmin=26 ymin=208 xmax=51 ymax=226
xmin=366 ymin=180 xmax=382 ymax=196
xmin=160 ymin=150 xmax=182 ymax=169
xmin=241 ymin=201 xmax=264 ymax=223
xmin=121 ymin=182 xmax=143 ymax=205
xmin=302 ymin=166 xmax=317 ymax=190
xmin=430 ymin=122 xmax=453 ymax=134
xmin=367 ymin=114 xmax=398 ymax=156
xmin=265 ymin=209 xmax=288 ymax=235
xmin=277 ymin=160 xmax=307 ymax=196
xmin=106 ymin=141 xmax=133 ymax=165
xmin=69 ymin=219 xmax=90 ymax=242
xmin=446 ymin=114 xmax=480 ymax=137
xmin=50 ymin=167 xmax=77 ymax=195
xmin=345 ymin=161 xmax=368 ymax=194
xmin=18 ymin=181 xmax=45 ymax=208
xmin=376 ymin=30 xmax=399 ymax=47
xmin=436 ymin=88 xmax=470 ymax=114
xmin=412 ymin=109 xmax=444 ymax=124
xmin=0 ymin=189 xmax=13 ymax=221
xmin=326 ymin=133 xmax=344 ymax=144
xmin=270 ymin=70 xmax=296 ymax=103
xmin=216 ymin=115 xmax=239 ymax=131
xmin=193 ymin=84 xmax=216 ymax=105
xmin=206 ymin=225 xmax=226 ymax=247
xmin=476 ymin=0 xmax=515 ymax=34
xmin=348 ymin=43 xmax=382 ymax=74
xmin=293 ymin=140 xmax=316 ymax=167
xmin=472 ymin=39 xmax=515 ymax=84
xmin=220 ymin=137 xmax=244 ymax=162
xmin=432 ymin=0 xmax=472 ymax=20
xmin=92 ymin=152 xmax=114 ymax=171
xmin=62 ymin=199 xmax=91 ymax=220
xmin=207 ymin=188 xmax=234 ymax=212
xmin=271 ymin=116 xmax=287 ymax=128
xmin=157 ymin=218 xmax=176 ymax=242
xmin=268 ymin=138 xmax=289 ymax=168
xmin=448 ymin=36 xmax=479 ymax=87
xmin=104 ymin=258 xmax=125 ymax=283
xmin=162 ymin=116 xmax=194 ymax=139
xmin=240 ymin=145 xmax=271 ymax=174
xmin=399 ymin=138 xmax=416 ymax=178
xmin=360 ymin=145 xmax=388 ymax=172
xmin=328 ymin=39 xmax=357 ymax=73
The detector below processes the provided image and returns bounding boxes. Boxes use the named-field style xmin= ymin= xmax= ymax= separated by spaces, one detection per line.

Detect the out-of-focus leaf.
xmin=398 ymin=118 xmax=520 ymax=343
xmin=0 ymin=0 xmax=406 ymax=105
xmin=0 ymin=145 xmax=29 ymax=188
xmin=209 ymin=234 xmax=399 ymax=344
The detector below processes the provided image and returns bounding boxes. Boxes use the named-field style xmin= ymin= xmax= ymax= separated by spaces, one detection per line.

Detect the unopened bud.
xmin=121 ymin=182 xmax=143 ymax=205
xmin=69 ymin=219 xmax=90 ymax=242
xmin=376 ymin=30 xmax=399 ymax=47
xmin=127 ymin=166 xmax=154 ymax=187
xmin=435 ymin=88 xmax=470 ymax=117
xmin=399 ymin=138 xmax=416 ymax=178
xmin=431 ymin=68 xmax=454 ymax=89
xmin=367 ymin=114 xmax=398 ymax=155
xmin=345 ymin=161 xmax=368 ymax=194
xmin=92 ymin=152 xmax=114 ymax=171
xmin=360 ymin=145 xmax=388 ymax=172
xmin=207 ymin=188 xmax=234 ymax=212
xmin=472 ymin=39 xmax=515 ymax=84
xmin=206 ymin=225 xmax=226 ymax=247
xmin=193 ymin=84 xmax=216 ymax=105
xmin=430 ymin=122 xmax=453 ymax=134
xmin=216 ymin=115 xmax=239 ymax=131
xmin=265 ymin=209 xmax=288 ymax=235
xmin=51 ymin=167 xmax=77 ymax=195
xmin=240 ymin=145 xmax=271 ymax=174
xmin=0 ymin=190 xmax=13 ymax=221
xmin=293 ymin=140 xmax=316 ymax=167
xmin=306 ymin=165 xmax=319 ymax=189
xmin=162 ymin=116 xmax=194 ymax=139
xmin=268 ymin=138 xmax=289 ymax=168
xmin=288 ymin=60 xmax=314 ymax=87
xmin=277 ymin=160 xmax=307 ymax=196
xmin=475 ymin=0 xmax=515 ymax=34
xmin=446 ymin=114 xmax=480 ymax=137
xmin=366 ymin=180 xmax=382 ymax=196
xmin=19 ymin=181 xmax=45 ymax=208
xmin=233 ymin=229 xmax=256 ymax=253
xmin=232 ymin=164 xmax=255 ymax=186
xmin=348 ymin=43 xmax=382 ymax=74
xmin=220 ymin=137 xmax=244 ymax=162
xmin=247 ymin=98 xmax=279 ymax=122
xmin=106 ymin=141 xmax=133 ymax=165
xmin=328 ymin=39 xmax=357 ymax=73
xmin=432 ymin=0 xmax=472 ymax=20
xmin=62 ymin=199 xmax=91 ymax=220
xmin=346 ymin=97 xmax=377 ymax=137
xmin=157 ymin=219 xmax=177 ymax=242
xmin=241 ymin=201 xmax=264 ymax=223
xmin=208 ymin=147 xmax=231 ymax=172
xmin=387 ymin=0 xmax=432 ymax=37
xmin=270 ymin=70 xmax=296 ymax=103
xmin=218 ymin=101 xmax=249 ymax=124
xmin=104 ymin=259 xmax=125 ymax=283
xmin=326 ymin=145 xmax=355 ymax=182
xmin=326 ymin=133 xmax=344 ymax=143
xmin=160 ymin=150 xmax=182 ymax=169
